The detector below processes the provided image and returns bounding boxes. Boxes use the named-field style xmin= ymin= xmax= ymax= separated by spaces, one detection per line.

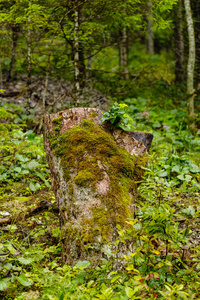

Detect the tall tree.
xmin=147 ymin=1 xmax=154 ymax=54
xmin=119 ymin=26 xmax=129 ymax=80
xmin=27 ymin=1 xmax=31 ymax=98
xmin=184 ymin=0 xmax=196 ymax=133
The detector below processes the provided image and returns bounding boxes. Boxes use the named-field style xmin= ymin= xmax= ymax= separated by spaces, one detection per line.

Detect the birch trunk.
xmin=184 ymin=0 xmax=196 ymax=133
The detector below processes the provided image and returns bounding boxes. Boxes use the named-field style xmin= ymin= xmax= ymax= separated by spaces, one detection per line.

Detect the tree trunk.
xmin=119 ymin=27 xmax=129 ymax=80
xmin=27 ymin=1 xmax=31 ymax=100
xmin=174 ymin=0 xmax=185 ymax=82
xmin=147 ymin=1 xmax=154 ymax=55
xmin=184 ymin=0 xmax=196 ymax=134
xmin=78 ymin=43 xmax=86 ymax=89
xmin=74 ymin=1 xmax=80 ymax=100
xmin=43 ymin=108 xmax=152 ymax=265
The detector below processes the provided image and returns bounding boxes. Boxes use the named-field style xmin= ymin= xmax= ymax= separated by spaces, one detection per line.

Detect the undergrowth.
xmin=0 ymin=98 xmax=200 ymax=299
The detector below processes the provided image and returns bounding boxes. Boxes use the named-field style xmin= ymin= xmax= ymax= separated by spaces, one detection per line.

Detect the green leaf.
xmin=177 ymin=174 xmax=185 ymax=181
xmin=0 ymin=278 xmax=10 ymax=291
xmin=171 ymin=165 xmax=180 ymax=173
xmin=6 ymin=243 xmax=18 ymax=255
xmin=29 ymin=182 xmax=40 ymax=191
xmin=15 ymin=153 xmax=29 ymax=162
xmin=133 ymin=223 xmax=142 ymax=230
xmin=18 ymin=257 xmax=33 ymax=265
xmin=125 ymin=286 xmax=135 ymax=298
xmin=182 ymin=227 xmax=191 ymax=237
xmin=75 ymin=260 xmax=90 ymax=269
xmin=189 ymin=163 xmax=200 ymax=173
xmin=35 ymin=171 xmax=51 ymax=188
xmin=158 ymin=170 xmax=168 ymax=177
xmin=26 ymin=160 xmax=39 ymax=169
xmin=16 ymin=273 xmax=32 ymax=287
xmin=29 ymin=182 xmax=37 ymax=191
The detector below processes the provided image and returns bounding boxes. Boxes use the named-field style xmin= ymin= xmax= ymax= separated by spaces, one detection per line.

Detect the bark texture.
xmin=43 ymin=108 xmax=152 ymax=265
xmin=119 ymin=27 xmax=129 ymax=80
xmin=184 ymin=0 xmax=196 ymax=133
xmin=147 ymin=1 xmax=154 ymax=55
xmin=27 ymin=1 xmax=31 ymax=99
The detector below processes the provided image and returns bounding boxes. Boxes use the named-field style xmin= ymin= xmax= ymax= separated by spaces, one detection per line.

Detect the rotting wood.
xmin=42 ymin=107 xmax=153 ymax=265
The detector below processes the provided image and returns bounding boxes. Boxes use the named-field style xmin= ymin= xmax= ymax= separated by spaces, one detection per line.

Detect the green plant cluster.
xmin=101 ymin=102 xmax=135 ymax=131
xmin=0 ymin=104 xmax=50 ymax=196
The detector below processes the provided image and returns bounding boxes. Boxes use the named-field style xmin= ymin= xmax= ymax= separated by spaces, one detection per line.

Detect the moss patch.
xmin=50 ymin=117 xmax=147 ymax=248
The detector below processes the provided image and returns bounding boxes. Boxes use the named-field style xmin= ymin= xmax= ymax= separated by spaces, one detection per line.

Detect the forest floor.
xmin=1 ymin=77 xmax=200 ymax=299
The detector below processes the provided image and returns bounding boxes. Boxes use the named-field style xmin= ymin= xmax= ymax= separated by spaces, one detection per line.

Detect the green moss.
xmin=82 ymin=205 xmax=111 ymax=245
xmin=74 ymin=169 xmax=99 ymax=186
xmin=50 ymin=117 xmax=146 ymax=247
xmin=52 ymin=116 xmax=63 ymax=136
xmin=88 ymin=110 xmax=99 ymax=121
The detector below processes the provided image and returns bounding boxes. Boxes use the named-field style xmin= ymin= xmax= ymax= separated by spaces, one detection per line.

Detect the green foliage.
xmin=0 ymin=104 xmax=50 ymax=197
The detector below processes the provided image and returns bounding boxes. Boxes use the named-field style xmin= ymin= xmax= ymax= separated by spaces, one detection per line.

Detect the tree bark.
xmin=27 ymin=1 xmax=31 ymax=100
xmin=73 ymin=1 xmax=86 ymax=99
xmin=119 ymin=27 xmax=129 ymax=80
xmin=184 ymin=0 xmax=196 ymax=134
xmin=174 ymin=0 xmax=185 ymax=82
xmin=147 ymin=1 xmax=154 ymax=55
xmin=43 ymin=108 xmax=152 ymax=265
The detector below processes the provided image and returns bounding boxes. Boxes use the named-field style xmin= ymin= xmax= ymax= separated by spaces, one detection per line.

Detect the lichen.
xmin=50 ymin=116 xmax=147 ymax=257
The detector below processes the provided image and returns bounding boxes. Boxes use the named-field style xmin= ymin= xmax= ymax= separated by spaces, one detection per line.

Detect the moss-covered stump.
xmin=43 ymin=108 xmax=152 ymax=265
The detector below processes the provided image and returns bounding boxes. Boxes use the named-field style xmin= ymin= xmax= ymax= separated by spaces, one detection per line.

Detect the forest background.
xmin=1 ymin=0 xmax=200 ymax=299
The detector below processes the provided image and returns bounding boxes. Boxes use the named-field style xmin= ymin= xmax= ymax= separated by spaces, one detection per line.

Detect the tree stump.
xmin=43 ymin=108 xmax=153 ymax=265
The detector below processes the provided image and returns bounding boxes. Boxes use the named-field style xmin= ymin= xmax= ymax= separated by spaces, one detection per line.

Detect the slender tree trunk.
xmin=79 ymin=43 xmax=86 ymax=88
xmin=27 ymin=1 xmax=31 ymax=99
xmin=74 ymin=1 xmax=80 ymax=99
xmin=7 ymin=25 xmax=19 ymax=81
xmin=174 ymin=0 xmax=185 ymax=82
xmin=184 ymin=0 xmax=196 ymax=133
xmin=119 ymin=26 xmax=129 ymax=80
xmin=147 ymin=1 xmax=154 ymax=55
